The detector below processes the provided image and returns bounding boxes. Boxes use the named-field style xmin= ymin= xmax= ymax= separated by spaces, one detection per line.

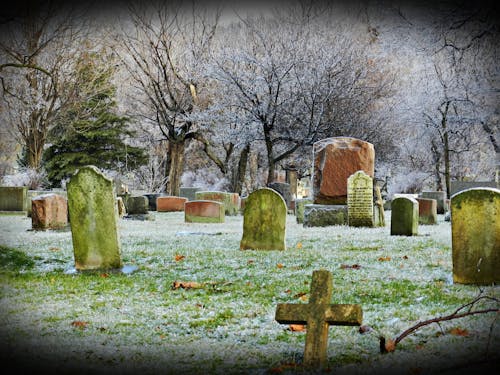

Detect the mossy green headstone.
xmin=451 ymin=187 xmax=500 ymax=285
xmin=67 ymin=166 xmax=122 ymax=271
xmin=390 ymin=196 xmax=418 ymax=236
xmin=240 ymin=188 xmax=286 ymax=250
xmin=0 ymin=186 xmax=27 ymax=212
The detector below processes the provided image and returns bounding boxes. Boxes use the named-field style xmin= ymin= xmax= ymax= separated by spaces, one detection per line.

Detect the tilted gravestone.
xmin=451 ymin=187 xmax=500 ymax=284
xmin=390 ymin=196 xmax=418 ymax=236
xmin=416 ymin=197 xmax=437 ymax=225
xmin=275 ymin=270 xmax=362 ymax=369
xmin=67 ymin=166 xmax=122 ymax=271
xmin=31 ymin=193 xmax=68 ymax=230
xmin=185 ymin=200 xmax=225 ymax=223
xmin=240 ymin=188 xmax=286 ymax=250
xmin=347 ymin=171 xmax=374 ymax=227
xmin=312 ymin=137 xmax=374 ymax=205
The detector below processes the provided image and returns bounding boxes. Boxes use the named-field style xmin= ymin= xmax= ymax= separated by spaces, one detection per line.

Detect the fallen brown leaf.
xmin=449 ymin=327 xmax=469 ymax=336
xmin=385 ymin=339 xmax=396 ymax=352
xmin=171 ymin=281 xmax=202 ymax=290
xmin=71 ymin=320 xmax=88 ymax=329
xmin=175 ymin=254 xmax=185 ymax=262
xmin=289 ymin=324 xmax=306 ymax=332
xmin=277 ymin=263 xmax=284 ymax=269
xmin=296 ymin=242 xmax=302 ymax=249
xmin=378 ymin=256 xmax=391 ymax=261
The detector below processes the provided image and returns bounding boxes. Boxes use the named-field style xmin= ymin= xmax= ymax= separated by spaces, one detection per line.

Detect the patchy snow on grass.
xmin=0 ymin=211 xmax=498 ymax=374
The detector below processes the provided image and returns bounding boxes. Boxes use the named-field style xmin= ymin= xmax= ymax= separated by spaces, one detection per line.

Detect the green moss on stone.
xmin=451 ymin=188 xmax=499 ymax=284
xmin=67 ymin=166 xmax=122 ymax=270
xmin=240 ymin=188 xmax=286 ymax=250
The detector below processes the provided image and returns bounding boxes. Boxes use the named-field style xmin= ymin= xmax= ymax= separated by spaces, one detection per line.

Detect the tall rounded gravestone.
xmin=240 ymin=188 xmax=287 ymax=250
xmin=451 ymin=187 xmax=499 ymax=284
xmin=67 ymin=165 xmax=122 ymax=271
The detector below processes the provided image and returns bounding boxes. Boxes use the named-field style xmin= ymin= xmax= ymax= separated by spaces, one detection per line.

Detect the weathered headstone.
xmin=303 ymin=204 xmax=347 ymax=227
xmin=185 ymin=200 xmax=225 ymax=223
xmin=390 ymin=196 xmax=418 ymax=236
xmin=451 ymin=187 xmax=500 ymax=284
xmin=195 ymin=191 xmax=240 ymax=216
xmin=67 ymin=166 xmax=122 ymax=271
xmin=295 ymin=198 xmax=313 ymax=224
xmin=275 ymin=270 xmax=362 ymax=369
xmin=312 ymin=137 xmax=374 ymax=205
xmin=240 ymin=188 xmax=287 ymax=250
xmin=420 ymin=191 xmax=447 ymax=214
xmin=157 ymin=196 xmax=188 ymax=212
xmin=347 ymin=171 xmax=374 ymax=227
xmin=286 ymin=169 xmax=298 ymax=198
xmin=126 ymin=196 xmax=149 ymax=215
xmin=31 ymin=193 xmax=68 ymax=230
xmin=416 ymin=197 xmax=437 ymax=225
xmin=0 ymin=186 xmax=28 ymax=214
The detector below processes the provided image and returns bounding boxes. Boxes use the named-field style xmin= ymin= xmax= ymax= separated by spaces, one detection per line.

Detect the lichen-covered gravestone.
xmin=275 ymin=270 xmax=362 ymax=369
xmin=67 ymin=166 xmax=122 ymax=270
xmin=0 ymin=186 xmax=28 ymax=214
xmin=451 ymin=187 xmax=499 ymax=284
xmin=195 ymin=191 xmax=240 ymax=216
xmin=390 ymin=196 xmax=418 ymax=236
xmin=347 ymin=171 xmax=374 ymax=227
xmin=240 ymin=188 xmax=287 ymax=250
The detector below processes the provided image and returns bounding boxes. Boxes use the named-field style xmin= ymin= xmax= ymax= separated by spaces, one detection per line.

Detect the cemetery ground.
xmin=0 ymin=211 xmax=498 ymax=375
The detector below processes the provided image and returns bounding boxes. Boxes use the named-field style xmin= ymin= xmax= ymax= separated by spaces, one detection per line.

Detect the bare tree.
xmin=0 ymin=0 xmax=85 ymax=171
xmin=115 ymin=1 xmax=220 ymax=196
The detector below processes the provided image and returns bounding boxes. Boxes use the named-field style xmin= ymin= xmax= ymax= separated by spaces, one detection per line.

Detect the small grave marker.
xmin=275 ymin=270 xmax=362 ymax=368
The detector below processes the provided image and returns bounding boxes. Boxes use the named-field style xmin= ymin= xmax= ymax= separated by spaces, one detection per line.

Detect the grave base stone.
xmin=303 ymin=204 xmax=347 ymax=227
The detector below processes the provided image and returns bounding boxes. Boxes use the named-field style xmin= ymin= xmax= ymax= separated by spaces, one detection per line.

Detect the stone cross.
xmin=275 ymin=270 xmax=362 ymax=369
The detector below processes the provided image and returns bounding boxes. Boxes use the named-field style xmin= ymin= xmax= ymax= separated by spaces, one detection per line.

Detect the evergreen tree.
xmin=44 ymin=49 xmax=147 ymax=187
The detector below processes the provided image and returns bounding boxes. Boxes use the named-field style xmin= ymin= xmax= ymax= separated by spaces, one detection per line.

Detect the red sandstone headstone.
xmin=185 ymin=200 xmax=225 ymax=223
xmin=31 ymin=193 xmax=68 ymax=230
xmin=312 ymin=137 xmax=374 ymax=204
xmin=416 ymin=197 xmax=437 ymax=225
xmin=157 ymin=196 xmax=188 ymax=212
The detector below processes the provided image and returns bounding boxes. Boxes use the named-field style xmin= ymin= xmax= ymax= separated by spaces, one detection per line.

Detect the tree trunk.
xmin=167 ymin=141 xmax=185 ymax=196
xmin=231 ymin=143 xmax=250 ymax=195
xmin=264 ymin=131 xmax=275 ymax=184
xmin=443 ymin=129 xmax=451 ymax=198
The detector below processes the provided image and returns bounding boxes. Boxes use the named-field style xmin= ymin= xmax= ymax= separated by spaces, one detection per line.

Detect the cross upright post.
xmin=275 ymin=270 xmax=362 ymax=369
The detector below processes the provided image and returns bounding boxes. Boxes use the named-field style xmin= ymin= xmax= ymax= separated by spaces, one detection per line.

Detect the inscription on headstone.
xmin=347 ymin=171 xmax=374 ymax=227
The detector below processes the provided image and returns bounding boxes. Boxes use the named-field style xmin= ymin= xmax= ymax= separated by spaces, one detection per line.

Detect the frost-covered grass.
xmin=0 ymin=211 xmax=498 ymax=374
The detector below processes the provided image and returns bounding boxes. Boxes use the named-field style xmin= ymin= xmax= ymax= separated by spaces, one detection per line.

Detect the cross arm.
xmin=324 ymin=304 xmax=362 ymax=326
xmin=275 ymin=303 xmax=309 ymax=324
